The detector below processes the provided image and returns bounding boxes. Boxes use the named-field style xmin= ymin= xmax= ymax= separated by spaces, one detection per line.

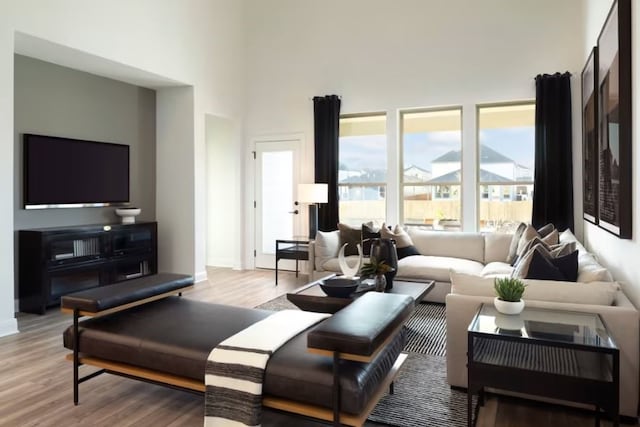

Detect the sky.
xmin=339 ymin=126 xmax=535 ymax=173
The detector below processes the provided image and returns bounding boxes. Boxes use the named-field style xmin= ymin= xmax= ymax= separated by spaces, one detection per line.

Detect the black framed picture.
xmin=597 ymin=0 xmax=632 ymax=239
xmin=581 ymin=47 xmax=598 ymax=225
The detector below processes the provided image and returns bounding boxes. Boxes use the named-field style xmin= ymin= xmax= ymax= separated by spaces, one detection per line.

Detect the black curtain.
xmin=532 ymin=72 xmax=574 ymax=231
xmin=313 ymin=95 xmax=341 ymax=231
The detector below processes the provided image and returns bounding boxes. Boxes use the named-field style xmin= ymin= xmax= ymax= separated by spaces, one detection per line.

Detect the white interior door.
xmin=254 ymin=138 xmax=302 ymax=269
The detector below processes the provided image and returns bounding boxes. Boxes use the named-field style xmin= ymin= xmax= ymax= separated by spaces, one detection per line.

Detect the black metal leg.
xmin=389 ymin=381 xmax=394 ymax=395
xmin=467 ymin=388 xmax=473 ymax=427
xmin=332 ymin=352 xmax=341 ymax=426
xmin=295 ymin=258 xmax=299 ymax=278
xmin=73 ymin=309 xmax=79 ymax=405
xmin=595 ymin=405 xmax=600 ymax=427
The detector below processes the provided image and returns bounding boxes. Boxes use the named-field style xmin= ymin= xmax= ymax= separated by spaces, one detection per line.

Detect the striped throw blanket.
xmin=204 ymin=310 xmax=330 ymax=427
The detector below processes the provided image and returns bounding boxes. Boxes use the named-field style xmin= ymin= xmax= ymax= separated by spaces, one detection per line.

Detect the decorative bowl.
xmin=319 ymin=278 xmax=359 ymax=298
xmin=115 ymin=207 xmax=141 ymax=224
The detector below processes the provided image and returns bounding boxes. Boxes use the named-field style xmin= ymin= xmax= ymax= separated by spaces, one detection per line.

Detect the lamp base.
xmin=308 ymin=205 xmax=318 ymax=239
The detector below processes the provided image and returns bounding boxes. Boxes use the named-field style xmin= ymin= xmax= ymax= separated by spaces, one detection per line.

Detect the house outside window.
xmin=477 ymin=102 xmax=535 ymax=233
xmin=338 ymin=113 xmax=387 ymax=226
xmin=400 ymin=107 xmax=462 ymax=230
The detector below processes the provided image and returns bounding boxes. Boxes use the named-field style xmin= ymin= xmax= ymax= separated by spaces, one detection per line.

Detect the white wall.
xmin=244 ymin=0 xmax=586 ymax=266
xmin=206 ymin=114 xmax=241 ymax=268
xmin=581 ymin=0 xmax=640 ymax=308
xmin=0 ymin=0 xmax=246 ymax=336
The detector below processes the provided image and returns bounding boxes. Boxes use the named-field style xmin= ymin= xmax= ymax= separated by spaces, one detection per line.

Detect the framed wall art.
xmin=597 ymin=0 xmax=632 ymax=238
xmin=581 ymin=47 xmax=598 ymax=224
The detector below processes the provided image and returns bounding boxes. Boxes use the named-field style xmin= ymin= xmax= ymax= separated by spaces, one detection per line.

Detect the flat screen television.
xmin=23 ymin=134 xmax=130 ymax=209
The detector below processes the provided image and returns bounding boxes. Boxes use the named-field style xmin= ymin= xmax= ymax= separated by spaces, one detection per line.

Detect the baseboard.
xmin=195 ymin=270 xmax=208 ymax=283
xmin=0 ymin=317 xmax=19 ymax=338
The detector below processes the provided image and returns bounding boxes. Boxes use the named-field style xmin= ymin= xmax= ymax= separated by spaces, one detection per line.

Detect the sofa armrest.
xmin=445 ymin=293 xmax=639 ymax=417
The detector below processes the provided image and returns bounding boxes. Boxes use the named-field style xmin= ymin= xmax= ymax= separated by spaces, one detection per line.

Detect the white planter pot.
xmin=493 ymin=297 xmax=525 ymax=315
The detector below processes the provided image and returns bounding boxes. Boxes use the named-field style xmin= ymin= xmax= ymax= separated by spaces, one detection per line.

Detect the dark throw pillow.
xmin=396 ymin=245 xmax=420 ymax=260
xmin=525 ymin=248 xmax=579 ymax=282
xmin=338 ymin=223 xmax=361 ymax=256
xmin=362 ymin=222 xmax=381 ymax=256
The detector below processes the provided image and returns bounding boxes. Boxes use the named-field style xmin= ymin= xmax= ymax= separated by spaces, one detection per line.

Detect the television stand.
xmin=18 ymin=221 xmax=157 ymax=314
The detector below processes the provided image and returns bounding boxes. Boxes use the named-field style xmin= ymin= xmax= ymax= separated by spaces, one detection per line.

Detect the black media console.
xmin=18 ymin=221 xmax=157 ymax=314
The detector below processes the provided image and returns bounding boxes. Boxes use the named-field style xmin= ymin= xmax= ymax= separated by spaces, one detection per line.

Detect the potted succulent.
xmin=360 ymin=257 xmax=395 ymax=292
xmin=493 ymin=277 xmax=526 ymax=315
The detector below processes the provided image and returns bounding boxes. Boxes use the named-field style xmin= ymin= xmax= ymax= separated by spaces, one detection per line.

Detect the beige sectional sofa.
xmin=310 ymin=227 xmax=639 ymax=417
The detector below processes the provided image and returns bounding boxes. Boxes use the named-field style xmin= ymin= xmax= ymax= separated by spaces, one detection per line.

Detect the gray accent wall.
xmin=13 ymin=54 xmax=156 ymax=229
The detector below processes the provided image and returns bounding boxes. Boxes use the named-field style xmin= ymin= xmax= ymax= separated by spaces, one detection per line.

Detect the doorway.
xmin=253 ymin=136 xmax=302 ymax=269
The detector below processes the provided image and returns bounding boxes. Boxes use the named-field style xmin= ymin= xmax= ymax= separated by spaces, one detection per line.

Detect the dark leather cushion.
xmin=61 ymin=273 xmax=193 ymax=312
xmin=307 ymin=292 xmax=413 ymax=356
xmin=62 ymin=297 xmax=405 ymax=414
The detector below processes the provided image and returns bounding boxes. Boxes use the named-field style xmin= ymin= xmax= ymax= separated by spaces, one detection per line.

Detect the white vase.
xmin=338 ymin=243 xmax=362 ymax=278
xmin=493 ymin=297 xmax=525 ymax=315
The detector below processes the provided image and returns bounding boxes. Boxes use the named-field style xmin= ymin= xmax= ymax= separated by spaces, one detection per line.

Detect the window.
xmin=338 ymin=113 xmax=387 ymax=226
xmin=477 ymin=103 xmax=535 ymax=233
xmin=400 ymin=107 xmax=462 ymax=230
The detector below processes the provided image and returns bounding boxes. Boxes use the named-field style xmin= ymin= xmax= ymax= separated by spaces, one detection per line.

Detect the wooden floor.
xmin=0 ymin=267 xmax=615 ymax=427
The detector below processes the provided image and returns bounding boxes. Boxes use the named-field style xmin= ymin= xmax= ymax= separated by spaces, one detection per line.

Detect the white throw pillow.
xmin=449 ymin=271 xmax=619 ymax=306
xmin=314 ymin=230 xmax=340 ymax=270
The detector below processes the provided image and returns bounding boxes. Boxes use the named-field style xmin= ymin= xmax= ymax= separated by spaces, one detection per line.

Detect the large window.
xmin=338 ymin=113 xmax=387 ymax=226
xmin=477 ymin=103 xmax=535 ymax=233
xmin=401 ymin=108 xmax=462 ymax=229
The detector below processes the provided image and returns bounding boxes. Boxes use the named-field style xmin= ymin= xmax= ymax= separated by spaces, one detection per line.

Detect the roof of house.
xmin=432 ymin=145 xmax=515 ymax=164
xmin=427 ymin=168 xmax=513 ymax=183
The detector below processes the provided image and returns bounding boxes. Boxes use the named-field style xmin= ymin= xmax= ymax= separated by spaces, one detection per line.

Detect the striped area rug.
xmin=257 ymin=297 xmax=470 ymax=427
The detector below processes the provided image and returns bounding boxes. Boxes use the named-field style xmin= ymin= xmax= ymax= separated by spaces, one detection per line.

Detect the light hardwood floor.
xmin=0 ymin=267 xmax=614 ymax=427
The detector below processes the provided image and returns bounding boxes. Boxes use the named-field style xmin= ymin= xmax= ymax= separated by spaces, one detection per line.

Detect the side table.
xmin=275 ymin=238 xmax=310 ymax=285
xmin=467 ymin=304 xmax=619 ymax=427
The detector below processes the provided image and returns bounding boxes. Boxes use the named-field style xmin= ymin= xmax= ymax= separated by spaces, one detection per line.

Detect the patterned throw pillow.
xmin=506 ymin=222 xmax=527 ymax=264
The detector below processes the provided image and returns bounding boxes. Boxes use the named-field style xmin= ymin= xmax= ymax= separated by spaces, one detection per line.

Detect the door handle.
xmin=288 ymin=210 xmax=299 ymax=214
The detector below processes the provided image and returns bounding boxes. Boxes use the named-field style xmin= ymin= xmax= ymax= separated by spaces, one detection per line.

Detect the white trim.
xmin=0 ymin=317 xmax=18 ymax=338
xmin=195 ymin=270 xmax=208 ymax=283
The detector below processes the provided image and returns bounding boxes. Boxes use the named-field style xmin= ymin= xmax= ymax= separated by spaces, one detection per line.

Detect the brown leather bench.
xmin=61 ymin=273 xmax=413 ymax=426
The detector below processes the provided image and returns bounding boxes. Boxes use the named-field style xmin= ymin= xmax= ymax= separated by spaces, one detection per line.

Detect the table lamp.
xmin=298 ymin=183 xmax=328 ymax=239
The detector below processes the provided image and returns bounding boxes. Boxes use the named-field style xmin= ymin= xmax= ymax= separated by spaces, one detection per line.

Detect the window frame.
xmin=399 ymin=106 xmax=464 ymax=227
xmin=338 ymin=112 xmax=388 ymax=225
xmin=475 ymin=100 xmax=536 ymax=231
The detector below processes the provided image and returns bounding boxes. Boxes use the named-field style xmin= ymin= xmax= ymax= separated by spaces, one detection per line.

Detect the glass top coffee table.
xmin=287 ymin=274 xmax=434 ymax=314
xmin=467 ymin=304 xmax=619 ymax=427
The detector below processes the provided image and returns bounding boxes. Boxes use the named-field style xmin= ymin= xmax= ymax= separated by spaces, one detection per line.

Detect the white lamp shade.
xmin=298 ymin=183 xmax=328 ymax=204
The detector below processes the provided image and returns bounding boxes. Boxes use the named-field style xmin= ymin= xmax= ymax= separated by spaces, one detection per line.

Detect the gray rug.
xmin=256 ymin=296 xmax=471 ymax=427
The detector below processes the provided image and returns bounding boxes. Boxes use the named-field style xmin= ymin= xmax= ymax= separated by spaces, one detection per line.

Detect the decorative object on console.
xmin=493 ymin=277 xmax=526 ymax=315
xmin=596 ymin=0 xmax=632 ymax=239
xmin=319 ymin=277 xmax=360 ymax=298
xmin=338 ymin=242 xmax=362 ymax=278
xmin=369 ymin=238 xmax=398 ymax=290
xmin=298 ymin=183 xmax=328 ymax=239
xmin=362 ymin=222 xmax=381 ymax=256
xmin=360 ymin=256 xmax=395 ymax=292
xmin=115 ymin=207 xmax=141 ymax=224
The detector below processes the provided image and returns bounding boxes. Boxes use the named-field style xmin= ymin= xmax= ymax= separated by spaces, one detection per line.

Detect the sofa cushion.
xmin=315 ymin=230 xmax=340 ymax=270
xmin=450 ymin=271 xmax=619 ymax=306
xmin=338 ymin=223 xmax=361 ymax=256
xmin=362 ymin=222 xmax=381 ymax=256
xmin=484 ymin=233 xmax=513 ymax=264
xmin=380 ymin=223 xmax=413 ymax=248
xmin=506 ymin=222 xmax=527 ymax=264
xmin=526 ymin=248 xmax=578 ymax=282
xmin=398 ymin=256 xmax=483 ymax=282
xmin=408 ymin=229 xmax=485 ymax=263
xmin=480 ymin=262 xmax=513 ymax=278
xmin=321 ymin=256 xmax=367 ymax=273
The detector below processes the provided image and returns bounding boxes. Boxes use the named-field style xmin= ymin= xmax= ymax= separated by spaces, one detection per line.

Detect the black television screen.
xmin=23 ymin=134 xmax=130 ymax=208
